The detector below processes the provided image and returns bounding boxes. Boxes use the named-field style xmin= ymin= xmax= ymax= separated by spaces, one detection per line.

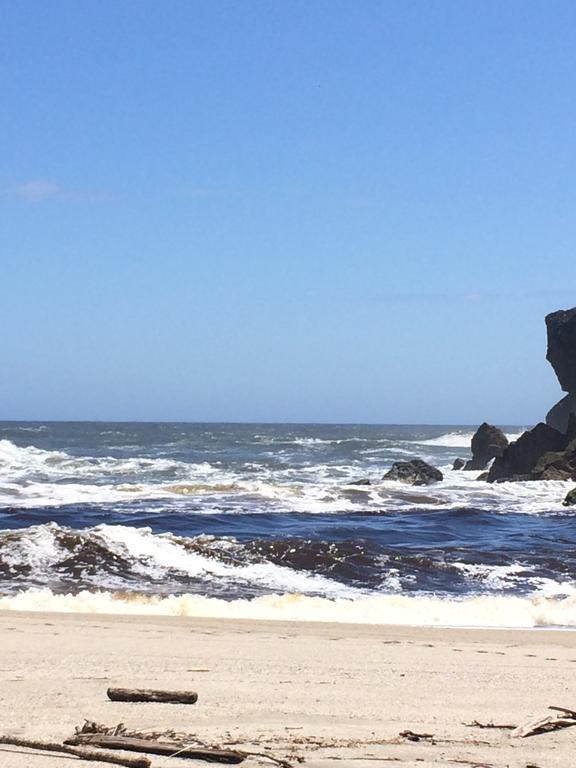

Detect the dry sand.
xmin=0 ymin=610 xmax=574 ymax=767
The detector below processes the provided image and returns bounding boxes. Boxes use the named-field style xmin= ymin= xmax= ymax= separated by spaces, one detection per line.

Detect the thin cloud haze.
xmin=6 ymin=180 xmax=63 ymax=202
xmin=2 ymin=180 xmax=110 ymax=203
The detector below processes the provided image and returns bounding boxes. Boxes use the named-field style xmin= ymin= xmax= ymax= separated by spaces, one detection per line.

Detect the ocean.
xmin=0 ymin=421 xmax=574 ymax=628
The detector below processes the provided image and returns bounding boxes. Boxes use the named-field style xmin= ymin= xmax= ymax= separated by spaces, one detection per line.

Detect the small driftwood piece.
xmin=107 ymin=687 xmax=198 ymax=704
xmin=66 ymin=734 xmax=244 ymax=763
xmin=73 ymin=723 xmax=296 ymax=768
xmin=0 ymin=736 xmax=151 ymax=767
xmin=512 ymin=706 xmax=576 ymax=738
xmin=399 ymin=729 xmax=434 ymax=742
xmin=549 ymin=705 xmax=576 ymax=718
xmin=464 ymin=720 xmax=515 ymax=730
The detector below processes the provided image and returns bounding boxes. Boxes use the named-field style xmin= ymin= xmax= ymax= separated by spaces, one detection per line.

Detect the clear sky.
xmin=2 ymin=0 xmax=576 ymax=424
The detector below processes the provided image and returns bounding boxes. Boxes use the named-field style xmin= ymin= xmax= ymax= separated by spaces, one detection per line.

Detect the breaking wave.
xmin=1 ymin=422 xmax=575 ymax=629
xmin=1 ymin=587 xmax=575 ymax=628
xmin=416 ymin=431 xmax=525 ymax=448
xmin=0 ymin=438 xmax=571 ymax=515
xmin=1 ymin=522 xmax=575 ymax=611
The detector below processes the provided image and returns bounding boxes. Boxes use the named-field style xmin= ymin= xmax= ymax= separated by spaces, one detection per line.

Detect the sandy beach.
xmin=0 ymin=611 xmax=574 ymax=767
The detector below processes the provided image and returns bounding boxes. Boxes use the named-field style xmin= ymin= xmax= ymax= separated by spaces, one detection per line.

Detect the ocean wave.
xmin=416 ymin=431 xmax=525 ymax=448
xmin=0 ymin=523 xmax=354 ymax=599
xmin=0 ymin=471 xmax=571 ymax=514
xmin=1 ymin=587 xmax=575 ymax=628
xmin=0 ymin=438 xmax=571 ymax=516
xmin=0 ymin=439 xmax=216 ymax=481
xmin=1 ymin=522 xmax=574 ymax=602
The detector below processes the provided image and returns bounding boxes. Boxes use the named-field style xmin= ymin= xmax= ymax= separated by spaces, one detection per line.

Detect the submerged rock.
xmin=464 ymin=423 xmax=508 ymax=470
xmin=563 ymin=487 xmax=576 ymax=506
xmin=349 ymin=478 xmax=371 ymax=486
xmin=383 ymin=459 xmax=443 ymax=486
xmin=452 ymin=458 xmax=465 ymax=470
xmin=487 ymin=423 xmax=568 ymax=482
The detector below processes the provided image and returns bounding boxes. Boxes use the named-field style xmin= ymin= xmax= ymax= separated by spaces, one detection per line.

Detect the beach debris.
xmin=67 ymin=734 xmax=245 ymax=763
xmin=464 ymin=720 xmax=515 ymax=730
xmin=511 ymin=705 xmax=576 ymax=738
xmin=0 ymin=735 xmax=150 ymax=767
xmin=107 ymin=686 xmax=198 ymax=704
xmin=73 ymin=722 xmax=297 ymax=767
xmin=398 ymin=729 xmax=434 ymax=742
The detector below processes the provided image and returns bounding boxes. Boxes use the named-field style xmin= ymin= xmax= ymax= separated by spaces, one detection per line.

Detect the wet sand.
xmin=0 ymin=611 xmax=574 ymax=767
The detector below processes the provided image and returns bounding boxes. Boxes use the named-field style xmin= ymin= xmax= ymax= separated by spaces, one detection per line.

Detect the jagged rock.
xmin=546 ymin=393 xmax=576 ymax=434
xmin=383 ymin=459 xmax=443 ymax=486
xmin=539 ymin=466 xmax=573 ymax=481
xmin=563 ymin=488 xmax=576 ymax=506
xmin=464 ymin=423 xmax=508 ymax=470
xmin=531 ymin=449 xmax=576 ymax=479
xmin=546 ymin=307 xmax=576 ymax=393
xmin=487 ymin=423 xmax=568 ymax=482
xmin=477 ymin=471 xmax=489 ymax=481
xmin=452 ymin=458 xmax=465 ymax=470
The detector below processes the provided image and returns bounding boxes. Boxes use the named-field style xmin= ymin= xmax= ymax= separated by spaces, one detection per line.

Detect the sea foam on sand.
xmin=1 ymin=588 xmax=575 ymax=628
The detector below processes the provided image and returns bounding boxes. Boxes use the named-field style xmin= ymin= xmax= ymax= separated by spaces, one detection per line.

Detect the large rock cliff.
xmin=484 ymin=306 xmax=576 ymax=484
xmin=546 ymin=308 xmax=576 ymax=432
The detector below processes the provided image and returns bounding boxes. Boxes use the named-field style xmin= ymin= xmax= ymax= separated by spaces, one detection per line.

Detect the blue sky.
xmin=2 ymin=0 xmax=576 ymax=424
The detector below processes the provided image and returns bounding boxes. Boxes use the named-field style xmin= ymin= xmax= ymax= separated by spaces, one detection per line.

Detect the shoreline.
xmin=1 ymin=610 xmax=575 ymax=767
xmin=1 ymin=587 xmax=575 ymax=630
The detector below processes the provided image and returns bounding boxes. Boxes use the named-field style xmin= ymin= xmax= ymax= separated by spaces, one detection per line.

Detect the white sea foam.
xmin=0 ymin=522 xmax=354 ymax=598
xmin=1 ymin=587 xmax=575 ymax=628
xmin=417 ymin=431 xmax=525 ymax=448
xmin=0 ymin=438 xmax=571 ymax=515
xmin=451 ymin=562 xmax=528 ymax=590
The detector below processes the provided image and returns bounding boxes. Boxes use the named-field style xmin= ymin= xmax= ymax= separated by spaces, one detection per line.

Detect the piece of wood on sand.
xmin=0 ymin=736 xmax=151 ymax=767
xmin=512 ymin=706 xmax=576 ymax=738
xmin=107 ymin=687 xmax=198 ymax=704
xmin=66 ymin=734 xmax=245 ymax=764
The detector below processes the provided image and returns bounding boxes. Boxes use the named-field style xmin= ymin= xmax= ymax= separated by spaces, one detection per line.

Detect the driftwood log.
xmin=107 ymin=687 xmax=198 ymax=704
xmin=512 ymin=706 xmax=576 ymax=738
xmin=0 ymin=736 xmax=151 ymax=767
xmin=66 ymin=734 xmax=244 ymax=763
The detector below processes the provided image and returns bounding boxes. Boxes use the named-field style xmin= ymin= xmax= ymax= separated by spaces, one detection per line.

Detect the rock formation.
xmin=563 ymin=487 xmax=576 ymax=506
xmin=546 ymin=308 xmax=576 ymax=433
xmin=487 ymin=423 xmax=570 ymax=482
xmin=481 ymin=306 xmax=576 ymax=484
xmin=464 ymin=423 xmax=508 ymax=470
xmin=452 ymin=458 xmax=465 ymax=470
xmin=383 ymin=459 xmax=443 ymax=486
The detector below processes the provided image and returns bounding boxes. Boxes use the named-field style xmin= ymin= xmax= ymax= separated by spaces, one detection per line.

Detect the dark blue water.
xmin=0 ymin=421 xmax=574 ymax=611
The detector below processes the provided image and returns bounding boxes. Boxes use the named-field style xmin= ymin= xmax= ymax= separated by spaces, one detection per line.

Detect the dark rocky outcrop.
xmin=546 ymin=308 xmax=576 ymax=433
xmin=487 ymin=423 xmax=569 ymax=482
xmin=464 ymin=423 xmax=508 ymax=470
xmin=474 ymin=306 xmax=576 ymax=489
xmin=349 ymin=478 xmax=371 ymax=486
xmin=383 ymin=459 xmax=443 ymax=486
xmin=546 ymin=308 xmax=576 ymax=392
xmin=452 ymin=458 xmax=465 ymax=470
xmin=546 ymin=392 xmax=576 ymax=434
xmin=563 ymin=487 xmax=576 ymax=506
